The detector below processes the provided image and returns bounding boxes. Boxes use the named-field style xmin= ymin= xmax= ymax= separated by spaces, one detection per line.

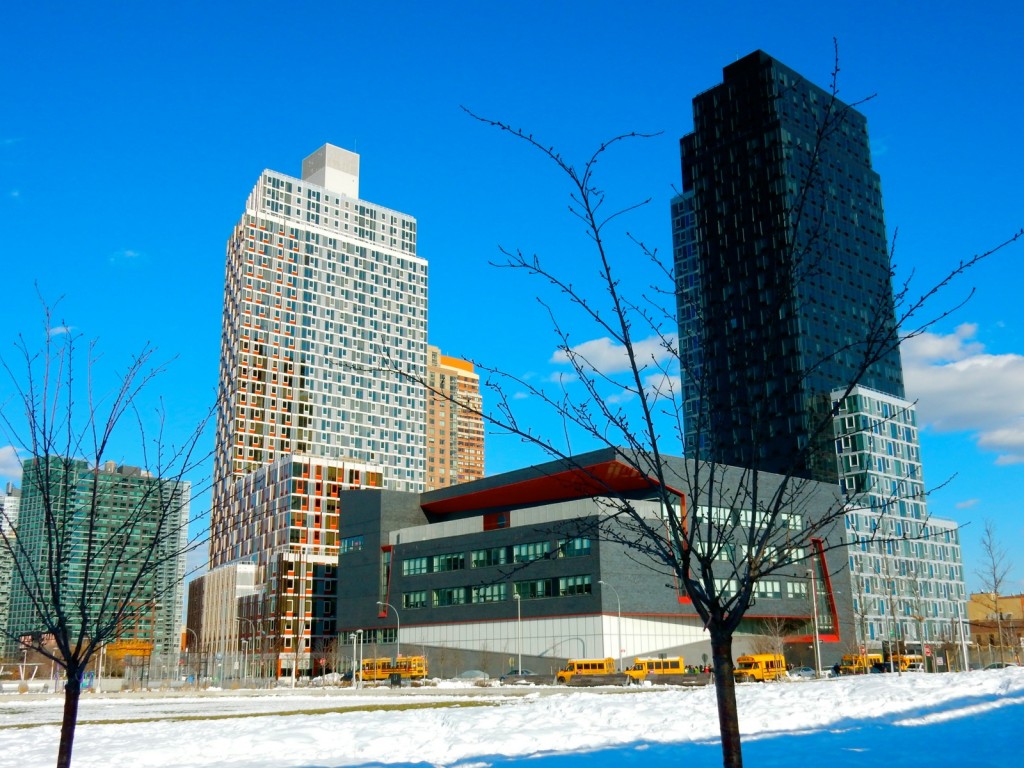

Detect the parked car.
xmin=983 ymin=661 xmax=1019 ymax=670
xmin=906 ymin=663 xmax=926 ymax=672
xmin=787 ymin=666 xmax=817 ymax=680
xmin=499 ymin=669 xmax=535 ymax=683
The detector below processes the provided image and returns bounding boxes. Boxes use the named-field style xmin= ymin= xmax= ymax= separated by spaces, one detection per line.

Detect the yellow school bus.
xmin=359 ymin=655 xmax=428 ymax=681
xmin=891 ymin=654 xmax=924 ymax=672
xmin=733 ymin=654 xmax=787 ymax=682
xmin=839 ymin=653 xmax=883 ymax=675
xmin=624 ymin=657 xmax=686 ymax=683
xmin=556 ymin=658 xmax=617 ymax=684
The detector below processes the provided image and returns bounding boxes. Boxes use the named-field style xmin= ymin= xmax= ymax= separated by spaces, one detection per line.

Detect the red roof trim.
xmin=422 ymin=459 xmax=677 ymax=515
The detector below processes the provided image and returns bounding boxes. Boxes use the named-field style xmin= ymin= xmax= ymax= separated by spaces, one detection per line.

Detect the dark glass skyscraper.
xmin=673 ymin=51 xmax=905 ymax=482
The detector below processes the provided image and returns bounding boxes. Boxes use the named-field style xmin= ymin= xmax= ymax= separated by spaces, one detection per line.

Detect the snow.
xmin=1 ymin=669 xmax=1022 ymax=767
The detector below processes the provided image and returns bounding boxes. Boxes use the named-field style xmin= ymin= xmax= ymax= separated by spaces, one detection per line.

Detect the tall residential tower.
xmin=212 ymin=144 xmax=428 ymax=568
xmin=0 ymin=482 xmax=21 ymax=638
xmin=674 ymin=52 xmax=966 ymax=657
xmin=426 ymin=345 xmax=485 ymax=491
xmin=202 ymin=145 xmax=427 ymax=678
xmin=673 ymin=51 xmax=904 ymax=482
xmin=5 ymin=459 xmax=188 ymax=659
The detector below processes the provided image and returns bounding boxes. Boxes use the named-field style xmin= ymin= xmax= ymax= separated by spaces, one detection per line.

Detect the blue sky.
xmin=1 ymin=1 xmax=1021 ymax=591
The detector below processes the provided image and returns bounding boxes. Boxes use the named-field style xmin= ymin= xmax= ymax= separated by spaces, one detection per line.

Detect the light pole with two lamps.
xmin=184 ymin=627 xmax=199 ymax=686
xmin=513 ymin=592 xmax=522 ymax=673
xmin=236 ymin=617 xmax=257 ymax=686
xmin=349 ymin=632 xmax=358 ymax=687
xmin=377 ymin=601 xmax=400 ymax=660
xmin=807 ymin=563 xmax=822 ymax=678
xmin=349 ymin=629 xmax=363 ymax=689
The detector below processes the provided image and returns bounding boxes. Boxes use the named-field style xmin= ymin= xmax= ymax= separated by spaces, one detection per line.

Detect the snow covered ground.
xmin=2 ymin=669 xmax=1022 ymax=767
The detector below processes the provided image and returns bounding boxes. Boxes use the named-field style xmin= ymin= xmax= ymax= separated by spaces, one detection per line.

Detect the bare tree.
xmin=440 ymin=49 xmax=1022 ymax=768
xmin=0 ymin=301 xmax=211 ymax=768
xmin=752 ymin=616 xmax=793 ymax=659
xmin=975 ymin=519 xmax=1013 ymax=663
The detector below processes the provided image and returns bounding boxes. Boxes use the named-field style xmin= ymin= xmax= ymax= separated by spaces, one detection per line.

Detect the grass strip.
xmin=0 ymin=699 xmax=498 ymax=731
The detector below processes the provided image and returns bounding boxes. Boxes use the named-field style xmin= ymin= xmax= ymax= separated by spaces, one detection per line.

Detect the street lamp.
xmin=349 ymin=633 xmax=357 ymax=688
xmin=377 ymin=601 xmax=400 ymax=660
xmin=598 ymin=580 xmax=622 ymax=672
xmin=184 ymin=627 xmax=199 ymax=687
xmin=513 ymin=592 xmax=522 ymax=673
xmin=955 ymin=603 xmax=970 ymax=672
xmin=97 ymin=642 xmax=107 ymax=690
xmin=355 ymin=629 xmax=363 ymax=690
xmin=807 ymin=565 xmax=822 ymax=678
xmin=236 ymin=618 xmax=257 ymax=686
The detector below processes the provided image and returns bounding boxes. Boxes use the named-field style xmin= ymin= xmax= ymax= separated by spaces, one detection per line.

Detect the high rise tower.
xmin=6 ymin=459 xmax=187 ymax=659
xmin=0 ymin=482 xmax=21 ymax=638
xmin=673 ymin=51 xmax=904 ymax=481
xmin=212 ymin=145 xmax=428 ymax=567
xmin=425 ymin=345 xmax=485 ymax=490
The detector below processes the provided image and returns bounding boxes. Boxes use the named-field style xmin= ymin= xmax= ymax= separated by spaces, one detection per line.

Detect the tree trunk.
xmin=710 ymin=627 xmax=743 ymax=768
xmin=56 ymin=670 xmax=81 ymax=768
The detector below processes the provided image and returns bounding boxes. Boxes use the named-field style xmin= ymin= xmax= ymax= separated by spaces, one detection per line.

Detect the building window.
xmin=433 ymin=587 xmax=467 ymax=607
xmin=755 ymin=580 xmax=782 ymax=599
xmin=512 ymin=541 xmax=552 ymax=564
xmin=714 ymin=578 xmax=737 ymax=598
xmin=402 ymin=591 xmax=428 ymax=609
xmin=515 ymin=579 xmax=556 ymax=599
xmin=402 ymin=557 xmax=429 ymax=576
xmin=778 ymin=512 xmax=802 ymax=530
xmin=432 ymin=552 xmax=466 ymax=572
xmin=787 ymin=581 xmax=808 ymax=598
xmin=471 ymin=547 xmax=508 ymax=568
xmin=340 ymin=535 xmax=364 ymax=554
xmin=559 ymin=575 xmax=592 ymax=596
xmin=559 ymin=538 xmax=592 ymax=558
xmin=471 ymin=583 xmax=507 ymax=603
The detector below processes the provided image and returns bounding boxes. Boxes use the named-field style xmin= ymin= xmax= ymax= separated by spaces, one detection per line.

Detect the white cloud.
xmin=994 ymin=454 xmax=1024 ymax=467
xmin=0 ymin=446 xmax=22 ymax=482
xmin=902 ymin=323 xmax=984 ymax=364
xmin=903 ymin=324 xmax=1024 ymax=465
xmin=954 ymin=498 xmax=980 ymax=510
xmin=546 ymin=337 xmax=680 ymax=407
xmin=547 ymin=371 xmax=578 ymax=385
xmin=550 ymin=334 xmax=677 ymax=374
xmin=109 ymin=248 xmax=142 ymax=264
xmin=644 ymin=372 xmax=678 ymax=400
xmin=605 ymin=390 xmax=634 ymax=405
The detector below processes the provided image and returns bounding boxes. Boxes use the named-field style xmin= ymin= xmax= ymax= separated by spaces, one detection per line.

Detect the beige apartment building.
xmin=426 ymin=346 xmax=485 ymax=491
xmin=968 ymin=592 xmax=1024 ymax=665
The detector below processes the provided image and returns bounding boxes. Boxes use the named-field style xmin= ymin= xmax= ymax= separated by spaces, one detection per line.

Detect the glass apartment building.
xmin=833 ymin=386 xmax=967 ymax=652
xmin=6 ymin=458 xmax=188 ymax=659
xmin=673 ymin=51 xmax=905 ymax=482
